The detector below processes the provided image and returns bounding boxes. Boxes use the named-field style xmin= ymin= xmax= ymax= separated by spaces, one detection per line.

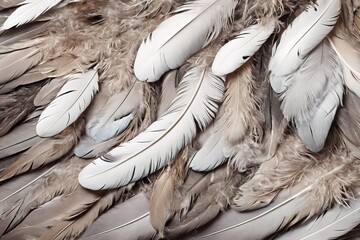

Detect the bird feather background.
xmin=1 ymin=0 xmax=360 ymax=239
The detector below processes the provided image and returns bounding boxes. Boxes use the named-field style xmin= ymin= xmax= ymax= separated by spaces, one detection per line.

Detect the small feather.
xmin=36 ymin=70 xmax=99 ymax=137
xmin=212 ymin=20 xmax=275 ymax=76
xmin=79 ymin=67 xmax=224 ymax=190
xmin=134 ymin=0 xmax=237 ymax=82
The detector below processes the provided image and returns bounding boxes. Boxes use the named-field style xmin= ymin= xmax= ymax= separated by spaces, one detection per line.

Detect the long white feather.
xmin=212 ymin=20 xmax=275 ymax=76
xmin=134 ymin=0 xmax=237 ymax=82
xmin=2 ymin=0 xmax=63 ymax=30
xmin=329 ymin=33 xmax=360 ymax=97
xmin=79 ymin=68 xmax=224 ymax=190
xmin=269 ymin=0 xmax=341 ymax=93
xmin=36 ymin=70 xmax=99 ymax=137
xmin=276 ymin=198 xmax=360 ymax=240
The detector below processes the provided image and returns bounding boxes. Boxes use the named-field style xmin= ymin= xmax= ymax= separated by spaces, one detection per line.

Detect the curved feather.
xmin=134 ymin=0 xmax=237 ymax=82
xmin=2 ymin=0 xmax=63 ymax=30
xmin=36 ymin=70 xmax=99 ymax=137
xmin=79 ymin=68 xmax=224 ymax=190
xmin=269 ymin=0 xmax=341 ymax=93
xmin=212 ymin=20 xmax=275 ymax=76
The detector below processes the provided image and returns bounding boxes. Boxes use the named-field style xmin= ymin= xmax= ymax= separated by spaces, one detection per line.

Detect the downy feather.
xmin=2 ymin=0 xmax=63 ymax=30
xmin=212 ymin=20 xmax=275 ymax=76
xmin=36 ymin=70 xmax=99 ymax=137
xmin=78 ymin=67 xmax=224 ymax=190
xmin=134 ymin=0 xmax=237 ymax=82
xmin=269 ymin=0 xmax=341 ymax=93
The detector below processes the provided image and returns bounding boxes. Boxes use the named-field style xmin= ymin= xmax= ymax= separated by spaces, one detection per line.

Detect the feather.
xmin=0 ymin=21 xmax=49 ymax=46
xmin=279 ymin=41 xmax=343 ymax=152
xmin=0 ymin=120 xmax=83 ymax=182
xmin=2 ymin=0 xmax=63 ymax=30
xmin=189 ymin=128 xmax=226 ymax=171
xmin=329 ymin=32 xmax=360 ymax=97
xmin=0 ymin=114 xmax=40 ymax=158
xmin=157 ymin=69 xmax=179 ymax=117
xmin=78 ymin=67 xmax=224 ymax=190
xmin=276 ymin=196 xmax=360 ymax=240
xmin=269 ymin=0 xmax=341 ymax=93
xmin=33 ymin=77 xmax=67 ymax=106
xmin=86 ymin=83 xmax=141 ymax=143
xmin=134 ymin=0 xmax=237 ymax=82
xmin=74 ymin=135 xmax=119 ymax=159
xmin=79 ymin=193 xmax=156 ymax=240
xmin=0 ymin=47 xmax=43 ymax=84
xmin=0 ymin=69 xmax=47 ymax=94
xmin=212 ymin=20 xmax=275 ymax=76
xmin=36 ymin=70 xmax=99 ymax=137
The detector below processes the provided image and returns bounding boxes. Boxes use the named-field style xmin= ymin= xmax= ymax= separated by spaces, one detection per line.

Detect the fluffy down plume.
xmin=2 ymin=0 xmax=360 ymax=239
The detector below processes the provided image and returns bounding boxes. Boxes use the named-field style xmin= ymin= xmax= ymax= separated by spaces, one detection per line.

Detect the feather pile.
xmin=1 ymin=0 xmax=360 ymax=239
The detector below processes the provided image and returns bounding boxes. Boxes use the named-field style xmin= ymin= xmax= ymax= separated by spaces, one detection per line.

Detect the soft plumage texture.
xmin=134 ymin=0 xmax=237 ymax=81
xmin=78 ymin=67 xmax=224 ymax=190
xmin=2 ymin=0 xmax=360 ymax=239
xmin=270 ymin=0 xmax=341 ymax=93
xmin=36 ymin=70 xmax=99 ymax=137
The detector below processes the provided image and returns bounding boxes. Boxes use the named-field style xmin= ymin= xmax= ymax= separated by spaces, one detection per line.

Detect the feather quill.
xmin=269 ymin=0 xmax=341 ymax=93
xmin=2 ymin=0 xmax=63 ymax=30
xmin=212 ymin=20 xmax=275 ymax=76
xmin=36 ymin=70 xmax=99 ymax=137
xmin=134 ymin=0 xmax=237 ymax=82
xmin=79 ymin=67 xmax=224 ymax=190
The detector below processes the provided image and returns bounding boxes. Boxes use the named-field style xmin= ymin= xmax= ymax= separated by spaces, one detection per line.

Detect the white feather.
xmin=36 ymin=70 xmax=99 ymax=137
xmin=189 ymin=130 xmax=226 ymax=171
xmin=212 ymin=20 xmax=275 ymax=76
xmin=329 ymin=33 xmax=360 ymax=97
xmin=78 ymin=68 xmax=224 ymax=190
xmin=134 ymin=0 xmax=236 ymax=82
xmin=2 ymin=0 xmax=63 ymax=30
xmin=269 ymin=0 xmax=341 ymax=93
